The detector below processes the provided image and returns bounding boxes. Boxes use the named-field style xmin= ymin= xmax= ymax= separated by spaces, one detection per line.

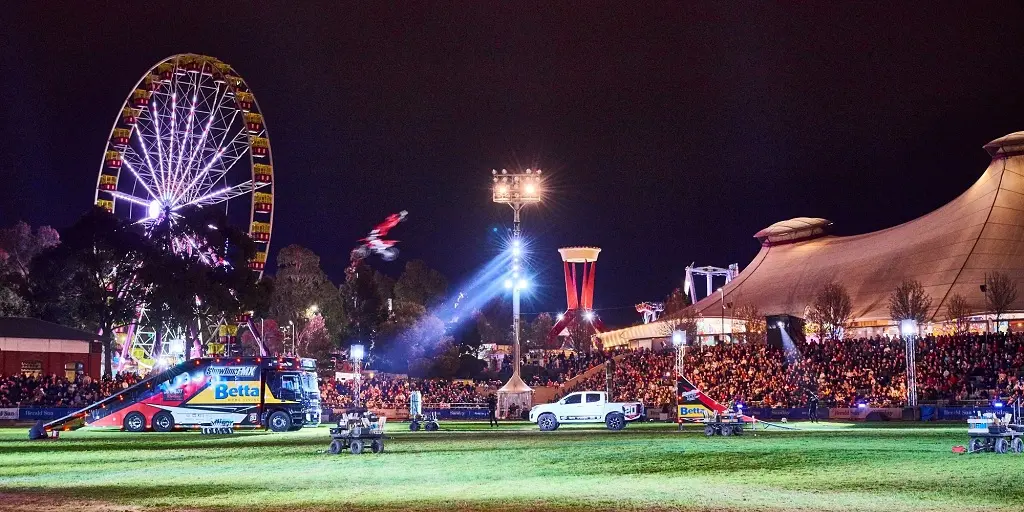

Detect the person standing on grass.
xmin=806 ymin=390 xmax=819 ymax=423
xmin=487 ymin=393 xmax=498 ymax=427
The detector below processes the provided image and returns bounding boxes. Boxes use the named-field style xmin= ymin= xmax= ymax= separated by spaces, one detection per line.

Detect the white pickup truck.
xmin=529 ymin=391 xmax=644 ymax=431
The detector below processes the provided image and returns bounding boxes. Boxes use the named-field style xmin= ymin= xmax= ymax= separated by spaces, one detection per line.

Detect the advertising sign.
xmin=0 ymin=408 xmax=19 ymax=420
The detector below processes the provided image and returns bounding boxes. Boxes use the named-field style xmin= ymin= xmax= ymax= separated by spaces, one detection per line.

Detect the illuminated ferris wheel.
xmin=94 ymin=54 xmax=274 ymax=368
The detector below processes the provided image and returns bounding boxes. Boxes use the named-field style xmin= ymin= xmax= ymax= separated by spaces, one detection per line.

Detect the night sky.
xmin=3 ymin=3 xmax=1024 ymax=326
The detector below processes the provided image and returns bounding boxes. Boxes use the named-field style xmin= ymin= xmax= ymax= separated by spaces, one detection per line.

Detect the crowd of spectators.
xmin=4 ymin=333 xmax=1024 ymax=412
xmin=319 ymin=374 xmax=489 ymax=409
xmin=564 ymin=333 xmax=1024 ymax=409
xmin=0 ymin=372 xmax=144 ymax=409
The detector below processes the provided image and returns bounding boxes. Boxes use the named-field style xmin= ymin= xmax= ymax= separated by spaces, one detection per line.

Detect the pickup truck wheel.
xmin=606 ymin=412 xmax=626 ymax=431
xmin=538 ymin=413 xmax=559 ymax=431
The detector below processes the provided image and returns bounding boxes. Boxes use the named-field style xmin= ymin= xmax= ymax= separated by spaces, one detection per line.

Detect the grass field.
xmin=0 ymin=421 xmax=1022 ymax=511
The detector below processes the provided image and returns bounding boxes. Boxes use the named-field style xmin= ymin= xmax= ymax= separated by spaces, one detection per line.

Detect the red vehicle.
xmin=45 ymin=357 xmax=321 ymax=434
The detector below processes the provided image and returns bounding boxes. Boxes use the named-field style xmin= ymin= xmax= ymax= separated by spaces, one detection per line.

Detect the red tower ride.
xmin=547 ymin=247 xmax=606 ymax=349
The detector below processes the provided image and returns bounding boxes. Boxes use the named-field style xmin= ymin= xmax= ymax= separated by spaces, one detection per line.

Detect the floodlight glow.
xmin=497 ymin=184 xmax=509 ymax=195
xmin=517 ymin=279 xmax=528 ymax=290
xmin=512 ymin=246 xmax=522 ymax=257
xmin=583 ymin=311 xmax=595 ymax=321
xmin=504 ymin=279 xmax=513 ymax=289
xmin=350 ymin=344 xmax=365 ymax=361
xmin=556 ymin=313 xmax=564 ymax=321
xmin=776 ymin=321 xmax=785 ymax=328
xmin=856 ymin=402 xmax=867 ymax=409
xmin=524 ymin=183 xmax=536 ymax=195
xmin=900 ymin=319 xmax=918 ymax=337
xmin=672 ymin=331 xmax=685 ymax=346
xmin=994 ymin=401 xmax=1004 ymax=408
xmin=512 ymin=240 xmax=520 ymax=248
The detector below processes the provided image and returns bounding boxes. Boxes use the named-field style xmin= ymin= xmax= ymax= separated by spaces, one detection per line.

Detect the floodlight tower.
xmin=491 ymin=168 xmax=542 ymax=417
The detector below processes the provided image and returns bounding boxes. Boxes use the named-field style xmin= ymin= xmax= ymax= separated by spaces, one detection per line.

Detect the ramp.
xmin=677 ymin=375 xmax=798 ymax=429
xmin=42 ymin=362 xmax=190 ymax=433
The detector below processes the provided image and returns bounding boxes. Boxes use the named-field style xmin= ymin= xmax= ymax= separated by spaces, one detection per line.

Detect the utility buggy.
xmin=328 ymin=411 xmax=386 ymax=455
xmin=703 ymin=409 xmax=747 ymax=437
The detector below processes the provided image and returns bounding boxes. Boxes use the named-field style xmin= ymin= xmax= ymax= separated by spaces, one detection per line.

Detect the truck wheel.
xmin=350 ymin=439 xmax=364 ymax=455
xmin=268 ymin=411 xmax=292 ymax=432
xmin=734 ymin=425 xmax=744 ymax=436
xmin=995 ymin=438 xmax=1008 ymax=454
xmin=371 ymin=439 xmax=384 ymax=453
xmin=721 ymin=425 xmax=734 ymax=437
xmin=328 ymin=440 xmax=342 ymax=455
xmin=123 ymin=412 xmax=146 ymax=432
xmin=1011 ymin=438 xmax=1023 ymax=454
xmin=606 ymin=412 xmax=626 ymax=431
xmin=538 ymin=413 xmax=559 ymax=431
xmin=151 ymin=411 xmax=175 ymax=432
xmin=704 ymin=425 xmax=716 ymax=437
xmin=425 ymin=421 xmax=439 ymax=432
xmin=409 ymin=421 xmax=420 ymax=431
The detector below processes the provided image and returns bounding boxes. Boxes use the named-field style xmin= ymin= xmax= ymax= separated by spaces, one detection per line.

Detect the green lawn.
xmin=0 ymin=421 xmax=1021 ymax=511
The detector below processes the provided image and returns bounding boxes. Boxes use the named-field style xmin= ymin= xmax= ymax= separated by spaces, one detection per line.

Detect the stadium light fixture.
xmin=350 ymin=344 xmax=365 ymax=362
xmin=672 ymin=330 xmax=686 ymax=346
xmin=556 ymin=313 xmax=564 ymax=321
xmin=583 ymin=310 xmax=595 ymax=322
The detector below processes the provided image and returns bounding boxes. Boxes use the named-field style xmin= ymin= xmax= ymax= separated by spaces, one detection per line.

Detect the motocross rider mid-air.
xmin=350 ymin=210 xmax=408 ymax=263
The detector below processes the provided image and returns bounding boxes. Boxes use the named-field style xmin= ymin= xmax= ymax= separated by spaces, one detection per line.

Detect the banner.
xmin=829 ymin=407 xmax=903 ymax=420
xmin=936 ymin=406 xmax=1003 ymax=421
xmin=0 ymin=408 xmax=18 ymax=420
xmin=424 ymin=407 xmax=489 ymax=420
xmin=19 ymin=408 xmax=75 ymax=421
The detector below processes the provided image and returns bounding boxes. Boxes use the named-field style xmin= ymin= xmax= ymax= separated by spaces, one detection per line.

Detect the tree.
xmin=525 ymin=312 xmax=555 ymax=350
xmin=240 ymin=318 xmax=286 ymax=355
xmin=30 ymin=208 xmax=154 ymax=374
xmin=888 ymin=279 xmax=933 ymax=325
xmin=664 ymin=285 xmax=691 ymax=316
xmin=394 ymin=260 xmax=447 ymax=308
xmin=0 ymin=221 xmax=60 ymax=277
xmin=983 ymin=272 xmax=1018 ymax=323
xmin=270 ymin=245 xmax=345 ymax=348
xmin=670 ymin=306 xmax=700 ymax=344
xmin=808 ymin=282 xmax=852 ymax=341
xmin=734 ymin=304 xmax=765 ymax=343
xmin=945 ymin=293 xmax=971 ymax=336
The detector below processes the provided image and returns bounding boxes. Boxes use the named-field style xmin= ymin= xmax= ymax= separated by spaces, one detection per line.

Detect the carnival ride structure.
xmin=547 ymin=247 xmax=605 ymax=348
xmin=94 ymin=54 xmax=275 ymax=369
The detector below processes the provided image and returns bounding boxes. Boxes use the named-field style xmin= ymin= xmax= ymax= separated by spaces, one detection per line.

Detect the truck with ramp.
xmin=42 ymin=357 xmax=321 ymax=435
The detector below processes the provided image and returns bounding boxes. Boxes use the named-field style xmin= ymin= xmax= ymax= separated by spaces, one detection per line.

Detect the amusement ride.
xmin=93 ymin=54 xmax=275 ymax=370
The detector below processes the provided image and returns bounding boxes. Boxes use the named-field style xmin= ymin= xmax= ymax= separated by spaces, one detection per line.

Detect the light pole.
xmin=900 ymin=319 xmax=918 ymax=407
xmin=491 ymin=168 xmax=542 ymax=417
xmin=350 ymin=344 xmax=365 ymax=410
xmin=287 ymin=320 xmax=295 ymax=356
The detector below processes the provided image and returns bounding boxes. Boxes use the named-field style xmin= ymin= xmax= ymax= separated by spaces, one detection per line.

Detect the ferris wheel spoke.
xmin=174 ymin=180 xmax=261 ymax=209
xmin=150 ymin=98 xmax=169 ymax=199
xmin=175 ymin=76 xmax=231 ymax=203
xmin=120 ymin=157 xmax=160 ymax=201
xmin=130 ymin=110 xmax=164 ymax=197
xmin=109 ymin=190 xmax=155 ymax=208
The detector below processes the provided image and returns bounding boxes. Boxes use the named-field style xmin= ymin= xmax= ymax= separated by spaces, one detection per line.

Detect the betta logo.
xmin=214 ymin=384 xmax=260 ymax=400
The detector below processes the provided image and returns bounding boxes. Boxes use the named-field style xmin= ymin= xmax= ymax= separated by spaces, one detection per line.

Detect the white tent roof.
xmin=684 ymin=131 xmax=1024 ymax=323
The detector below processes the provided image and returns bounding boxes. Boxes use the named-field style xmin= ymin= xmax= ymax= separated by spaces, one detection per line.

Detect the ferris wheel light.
xmin=148 ymin=199 xmax=163 ymax=219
